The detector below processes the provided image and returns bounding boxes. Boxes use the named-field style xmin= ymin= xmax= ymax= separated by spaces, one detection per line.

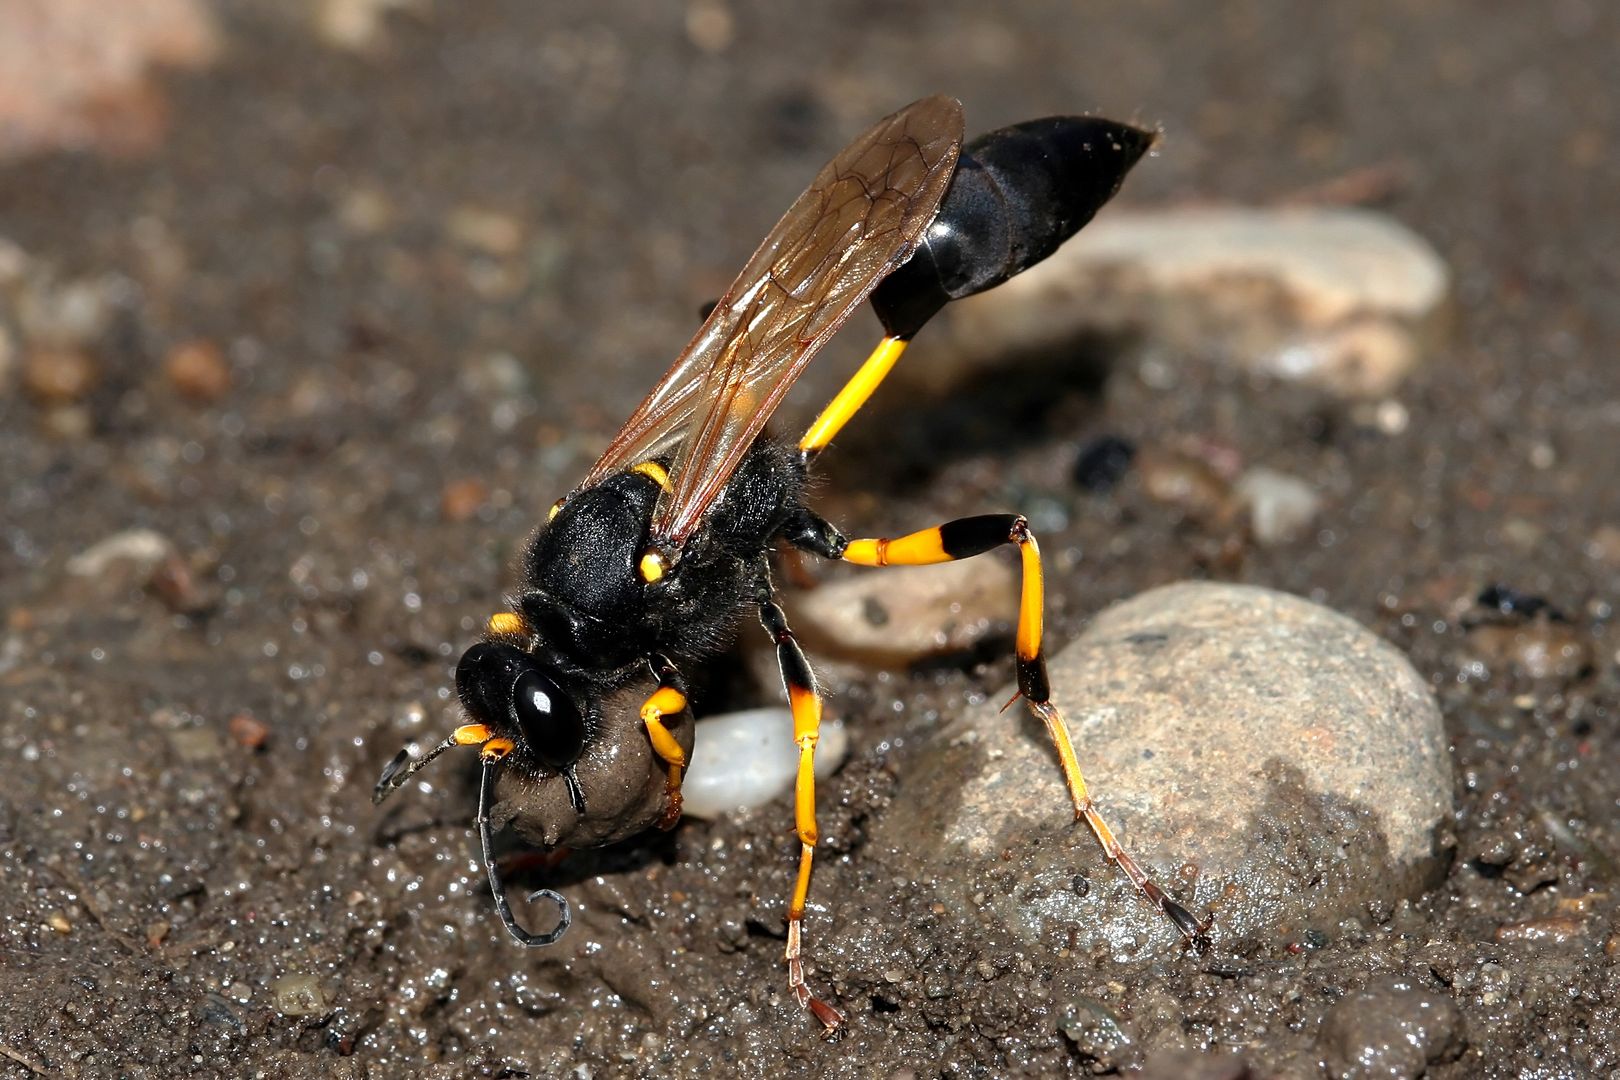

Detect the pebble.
xmin=164 ymin=339 xmax=230 ymax=403
xmin=876 ymin=582 xmax=1451 ymax=957
xmin=445 ymin=205 xmax=526 ymax=257
xmin=1466 ymin=617 xmax=1592 ymax=681
xmin=790 ymin=556 xmax=1018 ymax=667
xmin=1235 ymin=467 xmax=1323 ymax=545
xmin=270 ymin=974 xmax=329 ymax=1016
xmin=312 ymin=0 xmax=426 ymax=53
xmin=941 ymin=207 xmax=1451 ymax=399
xmin=1493 ymin=916 xmax=1585 ymax=945
xmin=440 ymin=478 xmax=490 ymax=523
xmin=1137 ymin=447 xmax=1238 ymax=526
xmin=228 ymin=713 xmax=270 ymax=750
xmin=39 ymin=404 xmax=93 ymax=440
xmin=1319 ymin=980 xmax=1463 ymax=1079
xmin=0 ymin=0 xmax=219 ymax=160
xmin=22 ymin=346 xmax=98 ymax=405
xmin=66 ymin=528 xmax=177 ymax=579
xmin=1072 ymin=435 xmax=1137 ymax=494
xmin=680 ymin=707 xmax=849 ymax=820
xmin=148 ymin=551 xmax=215 ymax=614
xmin=1587 ymin=524 xmax=1620 ymax=568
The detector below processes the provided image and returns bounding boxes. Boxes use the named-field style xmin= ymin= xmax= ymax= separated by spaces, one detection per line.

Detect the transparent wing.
xmin=580 ymin=95 xmax=963 ymax=545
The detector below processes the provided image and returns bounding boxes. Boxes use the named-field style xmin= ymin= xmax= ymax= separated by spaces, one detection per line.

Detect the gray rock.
xmin=877 ymin=582 xmax=1452 ymax=959
xmin=935 ymin=207 xmax=1451 ymax=399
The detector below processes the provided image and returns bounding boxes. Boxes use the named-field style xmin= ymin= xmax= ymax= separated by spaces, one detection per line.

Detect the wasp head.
xmin=455 ymin=641 xmax=589 ymax=812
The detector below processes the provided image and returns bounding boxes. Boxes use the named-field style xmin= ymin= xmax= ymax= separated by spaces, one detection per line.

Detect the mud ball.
xmin=1320 ymin=979 xmax=1464 ymax=1078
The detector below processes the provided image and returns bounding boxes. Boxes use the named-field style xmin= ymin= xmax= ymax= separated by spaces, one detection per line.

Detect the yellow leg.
xmin=798 ymin=336 xmax=909 ymax=457
xmin=758 ymin=586 xmax=845 ymax=1035
xmin=837 ymin=513 xmax=1210 ymax=944
xmin=639 ymin=681 xmax=690 ymax=829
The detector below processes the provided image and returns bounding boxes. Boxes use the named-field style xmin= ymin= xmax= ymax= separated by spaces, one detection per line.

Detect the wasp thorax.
xmin=456 ymin=642 xmax=585 ymax=770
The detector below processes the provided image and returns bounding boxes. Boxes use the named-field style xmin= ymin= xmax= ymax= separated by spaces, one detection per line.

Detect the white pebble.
xmin=680 ymin=708 xmax=849 ymax=820
xmin=1235 ymin=467 xmax=1322 ymax=546
xmin=65 ymin=528 xmax=176 ymax=577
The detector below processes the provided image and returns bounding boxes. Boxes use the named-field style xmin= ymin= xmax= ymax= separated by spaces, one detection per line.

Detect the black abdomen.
xmin=870 ymin=116 xmax=1155 ymax=340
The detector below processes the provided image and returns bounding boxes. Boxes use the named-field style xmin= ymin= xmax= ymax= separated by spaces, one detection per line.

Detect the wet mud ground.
xmin=2 ymin=1 xmax=1618 ymax=1076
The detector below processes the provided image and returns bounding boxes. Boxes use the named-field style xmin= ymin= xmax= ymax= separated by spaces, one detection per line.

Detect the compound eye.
xmin=511 ymin=667 xmax=585 ymax=770
xmin=456 ymin=642 xmax=586 ymax=772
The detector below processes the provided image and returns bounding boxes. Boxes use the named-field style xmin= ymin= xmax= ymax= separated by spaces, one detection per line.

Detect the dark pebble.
xmin=1073 ymin=434 xmax=1136 ymax=493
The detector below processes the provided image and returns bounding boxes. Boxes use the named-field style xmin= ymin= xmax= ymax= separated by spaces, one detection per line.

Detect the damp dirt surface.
xmin=2 ymin=2 xmax=1618 ymax=1077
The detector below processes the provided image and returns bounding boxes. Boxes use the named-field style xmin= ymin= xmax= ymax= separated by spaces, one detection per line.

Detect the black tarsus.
xmin=870 ymin=115 xmax=1156 ymax=340
xmin=779 ymin=507 xmax=848 ymax=560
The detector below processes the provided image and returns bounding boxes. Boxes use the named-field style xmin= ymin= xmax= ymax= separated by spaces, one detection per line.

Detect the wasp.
xmin=374 ymin=95 xmax=1209 ymax=1035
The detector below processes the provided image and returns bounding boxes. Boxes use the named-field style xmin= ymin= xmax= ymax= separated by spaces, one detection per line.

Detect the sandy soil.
xmin=2 ymin=1 xmax=1617 ymax=1076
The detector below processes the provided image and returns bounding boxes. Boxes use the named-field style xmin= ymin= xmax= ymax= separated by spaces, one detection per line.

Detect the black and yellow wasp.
xmin=375 ymin=95 xmax=1207 ymax=1035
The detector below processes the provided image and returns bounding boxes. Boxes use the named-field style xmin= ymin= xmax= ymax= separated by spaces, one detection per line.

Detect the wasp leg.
xmin=754 ymin=572 xmax=846 ymax=1036
xmin=476 ymin=740 xmax=571 ymax=947
xmin=641 ymin=654 xmax=691 ymax=830
xmin=798 ymin=335 xmax=910 ymax=462
xmin=785 ymin=510 xmax=1211 ymax=948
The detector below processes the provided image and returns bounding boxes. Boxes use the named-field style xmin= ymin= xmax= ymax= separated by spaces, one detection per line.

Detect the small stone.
xmin=164 ymin=339 xmax=230 ymax=403
xmin=270 ymin=974 xmax=329 ymax=1016
xmin=877 ymin=583 xmax=1451 ymax=956
xmin=1073 ymin=435 xmax=1136 ymax=494
xmin=228 ymin=713 xmax=270 ymax=750
xmin=1493 ymin=916 xmax=1585 ymax=945
xmin=1137 ymin=448 xmax=1238 ymax=526
xmin=680 ymin=707 xmax=849 ymax=820
xmin=39 ymin=404 xmax=93 ymax=439
xmin=1235 ymin=467 xmax=1322 ymax=545
xmin=440 ymin=478 xmax=489 ymax=523
xmin=1586 ymin=524 xmax=1620 ymax=568
xmin=22 ymin=346 xmax=98 ymax=405
xmin=336 ymin=184 xmax=396 ymax=234
xmin=1319 ymin=980 xmax=1463 ymax=1079
xmin=148 ymin=552 xmax=214 ymax=614
xmin=685 ymin=0 xmax=735 ymax=53
xmin=66 ymin=528 xmax=177 ymax=579
xmin=446 ymin=205 xmax=525 ymax=257
xmin=791 ymin=556 xmax=1018 ymax=667
xmin=0 ymin=0 xmax=220 ymax=160
xmin=168 ymin=725 xmax=223 ymax=763
xmin=1466 ymin=618 xmax=1592 ymax=681
xmin=1059 ymin=996 xmax=1136 ymax=1069
xmin=312 ymin=0 xmax=426 ymax=53
xmin=942 ymin=207 xmax=1451 ymax=399
xmin=1476 ymin=584 xmax=1558 ymax=620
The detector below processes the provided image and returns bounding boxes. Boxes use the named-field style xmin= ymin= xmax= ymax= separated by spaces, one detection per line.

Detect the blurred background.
xmin=1 ymin=1 xmax=1616 ymax=1076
